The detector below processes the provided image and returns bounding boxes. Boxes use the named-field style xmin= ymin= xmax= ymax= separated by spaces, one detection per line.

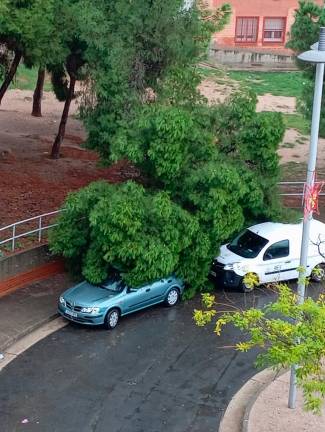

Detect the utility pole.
xmin=288 ymin=27 xmax=325 ymax=409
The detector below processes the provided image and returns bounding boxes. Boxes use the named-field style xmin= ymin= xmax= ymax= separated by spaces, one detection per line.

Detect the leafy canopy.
xmin=287 ymin=0 xmax=325 ymax=136
xmin=50 ymin=181 xmax=209 ymax=290
xmin=50 ymin=82 xmax=285 ymax=295
xmin=194 ymin=284 xmax=325 ymax=414
xmin=0 ymin=0 xmax=64 ymax=66
xmin=50 ymin=1 xmax=285 ymax=295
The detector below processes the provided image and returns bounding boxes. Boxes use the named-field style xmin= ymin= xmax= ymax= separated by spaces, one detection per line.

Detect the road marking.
xmin=0 ymin=318 xmax=67 ymax=372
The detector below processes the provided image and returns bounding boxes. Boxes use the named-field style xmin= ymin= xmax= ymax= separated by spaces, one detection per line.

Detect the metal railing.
xmin=0 ymin=210 xmax=63 ymax=252
xmin=278 ymin=181 xmax=325 ymax=197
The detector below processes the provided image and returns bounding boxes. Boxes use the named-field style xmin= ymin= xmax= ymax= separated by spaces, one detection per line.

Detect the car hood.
xmin=216 ymin=244 xmax=250 ymax=264
xmin=63 ymin=281 xmax=119 ymax=305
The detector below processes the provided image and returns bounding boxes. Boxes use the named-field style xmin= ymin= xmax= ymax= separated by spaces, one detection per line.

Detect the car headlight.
xmin=81 ymin=307 xmax=100 ymax=314
xmin=224 ymin=263 xmax=239 ymax=271
xmin=59 ymin=296 xmax=66 ymax=306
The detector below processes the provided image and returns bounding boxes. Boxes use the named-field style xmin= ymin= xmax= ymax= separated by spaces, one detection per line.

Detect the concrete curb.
xmin=242 ymin=369 xmax=287 ymax=432
xmin=0 ymin=317 xmax=67 ymax=372
xmin=0 ymin=312 xmax=59 ymax=354
xmin=218 ymin=367 xmax=286 ymax=432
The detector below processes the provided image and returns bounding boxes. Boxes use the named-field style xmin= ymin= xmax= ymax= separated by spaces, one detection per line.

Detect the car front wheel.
xmin=104 ymin=308 xmax=120 ymax=330
xmin=165 ymin=288 xmax=179 ymax=307
xmin=240 ymin=279 xmax=255 ymax=293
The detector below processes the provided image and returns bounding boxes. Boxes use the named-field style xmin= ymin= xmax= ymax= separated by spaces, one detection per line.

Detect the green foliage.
xmin=51 ymin=83 xmax=285 ymax=294
xmin=242 ymin=272 xmax=259 ymax=290
xmin=0 ymin=0 xmax=95 ymax=103
xmin=50 ymin=1 xmax=284 ymax=296
xmin=0 ymin=63 xmax=5 ymax=82
xmin=0 ymin=0 xmax=64 ymax=65
xmin=287 ymin=1 xmax=325 ymax=56
xmin=83 ymin=0 xmax=231 ymax=151
xmin=287 ymin=1 xmax=325 ymax=137
xmin=49 ymin=65 xmax=69 ymax=102
xmin=49 ymin=181 xmax=210 ymax=293
xmin=194 ymin=286 xmax=325 ymax=414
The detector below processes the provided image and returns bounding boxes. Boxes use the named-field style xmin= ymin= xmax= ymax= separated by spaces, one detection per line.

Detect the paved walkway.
xmin=0 ymin=272 xmax=72 ymax=352
xmin=220 ymin=368 xmax=325 ymax=432
xmin=247 ymin=371 xmax=325 ymax=432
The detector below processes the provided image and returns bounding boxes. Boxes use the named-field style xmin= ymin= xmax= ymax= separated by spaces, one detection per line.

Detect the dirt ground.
xmin=198 ymin=78 xmax=297 ymax=114
xmin=199 ymin=77 xmax=325 ymax=167
xmin=0 ymin=90 xmax=138 ymax=228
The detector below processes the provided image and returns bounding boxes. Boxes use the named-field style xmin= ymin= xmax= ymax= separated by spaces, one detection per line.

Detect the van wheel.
xmin=240 ymin=279 xmax=255 ymax=293
xmin=311 ymin=265 xmax=325 ymax=283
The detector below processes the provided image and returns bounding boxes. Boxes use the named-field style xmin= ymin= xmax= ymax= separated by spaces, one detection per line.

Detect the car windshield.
xmin=227 ymin=229 xmax=269 ymax=258
xmin=99 ymin=277 xmax=125 ymax=292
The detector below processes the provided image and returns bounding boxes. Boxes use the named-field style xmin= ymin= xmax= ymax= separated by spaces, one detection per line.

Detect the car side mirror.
xmin=127 ymin=287 xmax=136 ymax=293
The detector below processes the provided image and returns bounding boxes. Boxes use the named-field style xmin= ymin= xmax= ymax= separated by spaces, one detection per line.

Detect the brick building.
xmin=210 ymin=0 xmax=323 ymax=54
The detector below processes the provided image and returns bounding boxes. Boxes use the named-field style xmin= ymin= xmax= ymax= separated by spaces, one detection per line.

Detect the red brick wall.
xmin=210 ymin=0 xmax=323 ymax=52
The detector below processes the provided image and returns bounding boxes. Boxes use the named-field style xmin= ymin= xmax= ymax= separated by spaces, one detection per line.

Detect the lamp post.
xmin=288 ymin=27 xmax=325 ymax=409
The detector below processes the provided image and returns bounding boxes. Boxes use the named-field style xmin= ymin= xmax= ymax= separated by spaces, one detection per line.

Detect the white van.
xmin=209 ymin=219 xmax=325 ymax=292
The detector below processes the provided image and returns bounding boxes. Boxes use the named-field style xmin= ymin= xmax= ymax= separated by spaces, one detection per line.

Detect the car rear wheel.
xmin=104 ymin=308 xmax=120 ymax=330
xmin=311 ymin=264 xmax=325 ymax=283
xmin=165 ymin=288 xmax=179 ymax=306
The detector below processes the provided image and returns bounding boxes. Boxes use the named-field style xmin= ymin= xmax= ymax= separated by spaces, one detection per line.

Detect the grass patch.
xmin=281 ymin=142 xmax=295 ymax=149
xmin=227 ymin=70 xmax=305 ymax=98
xmin=197 ymin=65 xmax=225 ymax=78
xmin=11 ymin=65 xmax=52 ymax=91
xmin=282 ymin=113 xmax=310 ymax=136
xmin=280 ymin=161 xmax=307 ymax=181
xmin=296 ymin=137 xmax=308 ymax=145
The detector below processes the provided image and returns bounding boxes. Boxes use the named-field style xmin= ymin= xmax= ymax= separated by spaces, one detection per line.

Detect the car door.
xmin=145 ymin=278 xmax=170 ymax=305
xmin=262 ymin=240 xmax=291 ymax=283
xmin=123 ymin=285 xmax=154 ymax=314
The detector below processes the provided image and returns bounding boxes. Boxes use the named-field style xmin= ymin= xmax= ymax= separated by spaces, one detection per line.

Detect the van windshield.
xmin=227 ymin=229 xmax=269 ymax=258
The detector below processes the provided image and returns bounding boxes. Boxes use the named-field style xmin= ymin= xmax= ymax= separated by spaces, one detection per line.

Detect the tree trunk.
xmin=51 ymin=75 xmax=76 ymax=159
xmin=0 ymin=50 xmax=22 ymax=104
xmin=31 ymin=67 xmax=45 ymax=117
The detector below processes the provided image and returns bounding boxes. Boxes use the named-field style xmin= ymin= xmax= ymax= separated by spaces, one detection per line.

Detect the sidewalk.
xmin=220 ymin=369 xmax=325 ymax=432
xmin=0 ymin=272 xmax=73 ymax=353
xmin=246 ymin=371 xmax=325 ymax=432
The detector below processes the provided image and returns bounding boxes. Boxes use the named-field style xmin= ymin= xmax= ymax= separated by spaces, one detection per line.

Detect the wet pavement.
xmin=0 ymin=273 xmax=72 ymax=352
xmin=0 ymin=283 xmax=323 ymax=432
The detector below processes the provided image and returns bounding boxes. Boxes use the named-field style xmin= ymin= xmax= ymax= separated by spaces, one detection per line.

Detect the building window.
xmin=263 ymin=17 xmax=286 ymax=43
xmin=235 ymin=17 xmax=259 ymax=43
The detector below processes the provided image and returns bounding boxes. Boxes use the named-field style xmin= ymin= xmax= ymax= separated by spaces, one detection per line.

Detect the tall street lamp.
xmin=288 ymin=27 xmax=325 ymax=409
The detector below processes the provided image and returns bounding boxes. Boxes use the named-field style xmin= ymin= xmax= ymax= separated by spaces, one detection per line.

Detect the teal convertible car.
xmin=58 ymin=273 xmax=184 ymax=329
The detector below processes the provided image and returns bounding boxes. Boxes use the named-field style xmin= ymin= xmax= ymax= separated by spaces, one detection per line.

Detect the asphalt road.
xmin=0 ymin=283 xmax=322 ymax=432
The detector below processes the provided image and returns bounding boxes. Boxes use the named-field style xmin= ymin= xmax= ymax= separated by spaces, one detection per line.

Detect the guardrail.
xmin=278 ymin=181 xmax=325 ymax=197
xmin=0 ymin=210 xmax=63 ymax=252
